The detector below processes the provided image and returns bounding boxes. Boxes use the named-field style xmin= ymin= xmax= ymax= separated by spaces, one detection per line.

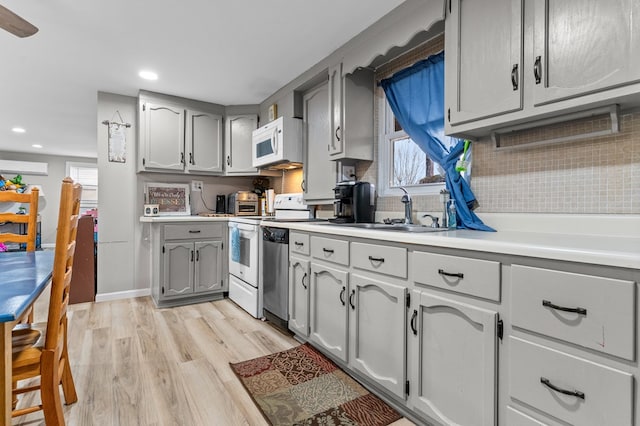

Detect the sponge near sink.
xmin=455 ymin=140 xmax=470 ymax=172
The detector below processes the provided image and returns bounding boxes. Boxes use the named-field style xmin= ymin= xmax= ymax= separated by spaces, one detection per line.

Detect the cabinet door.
xmin=303 ymin=83 xmax=337 ymax=203
xmin=142 ymin=102 xmax=185 ymax=170
xmin=409 ymin=291 xmax=497 ymax=426
xmin=162 ymin=242 xmax=193 ymax=298
xmin=349 ymin=273 xmax=407 ymax=399
xmin=186 ymin=110 xmax=223 ymax=173
xmin=194 ymin=241 xmax=222 ymax=293
xmin=445 ymin=0 xmax=523 ymax=125
xmin=328 ymin=62 xmax=344 ymax=156
xmin=225 ymin=114 xmax=258 ymax=174
xmin=289 ymin=256 xmax=310 ymax=337
xmin=532 ymin=0 xmax=640 ymax=106
xmin=309 ymin=262 xmax=348 ymax=362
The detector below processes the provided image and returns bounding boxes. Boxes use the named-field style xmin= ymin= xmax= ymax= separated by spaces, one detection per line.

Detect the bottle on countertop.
xmin=448 ymin=200 xmax=457 ymax=229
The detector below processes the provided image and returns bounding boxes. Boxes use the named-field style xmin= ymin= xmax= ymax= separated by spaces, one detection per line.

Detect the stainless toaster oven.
xmin=227 ymin=191 xmax=259 ymax=216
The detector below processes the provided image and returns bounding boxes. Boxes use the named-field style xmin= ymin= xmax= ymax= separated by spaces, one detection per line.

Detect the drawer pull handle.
xmin=339 ymin=286 xmax=346 ymax=306
xmin=301 ymin=272 xmax=308 ymax=289
xmin=542 ymin=300 xmax=587 ymax=316
xmin=540 ymin=377 xmax=585 ymax=400
xmin=349 ymin=290 xmax=355 ymax=309
xmin=294 ymin=241 xmax=304 ymax=246
xmin=368 ymin=256 xmax=385 ymax=263
xmin=323 ymin=248 xmax=334 ymax=254
xmin=438 ymin=269 xmax=464 ymax=279
xmin=189 ymin=230 xmax=201 ymax=234
xmin=410 ymin=310 xmax=418 ymax=335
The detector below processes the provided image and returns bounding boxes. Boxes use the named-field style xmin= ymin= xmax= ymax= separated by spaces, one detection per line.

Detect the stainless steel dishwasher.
xmin=261 ymin=226 xmax=289 ymax=330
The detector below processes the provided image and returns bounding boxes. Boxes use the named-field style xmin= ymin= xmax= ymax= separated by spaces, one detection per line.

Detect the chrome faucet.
xmin=399 ymin=187 xmax=412 ymax=224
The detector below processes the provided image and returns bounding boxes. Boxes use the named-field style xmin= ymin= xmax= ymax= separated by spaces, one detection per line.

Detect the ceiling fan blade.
xmin=0 ymin=4 xmax=38 ymax=38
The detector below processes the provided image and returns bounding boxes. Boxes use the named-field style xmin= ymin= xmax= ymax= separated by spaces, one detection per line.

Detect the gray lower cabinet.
xmin=349 ymin=273 xmax=407 ymax=399
xmin=408 ymin=291 xmax=498 ymax=425
xmin=151 ymin=222 xmax=226 ymax=308
xmin=309 ymin=262 xmax=349 ymax=362
xmin=288 ymin=255 xmax=310 ymax=337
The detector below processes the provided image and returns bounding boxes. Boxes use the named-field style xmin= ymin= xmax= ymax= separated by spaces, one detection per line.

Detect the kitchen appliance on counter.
xmin=215 ymin=195 xmax=226 ymax=214
xmin=251 ymin=116 xmax=303 ymax=169
xmin=330 ymin=181 xmax=375 ymax=223
xmin=260 ymin=192 xmax=317 ymax=331
xmin=227 ymin=191 xmax=259 ymax=216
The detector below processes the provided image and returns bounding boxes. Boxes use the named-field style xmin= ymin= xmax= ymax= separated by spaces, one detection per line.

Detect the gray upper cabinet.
xmin=186 ymin=110 xmax=223 ymax=173
xmin=303 ymin=83 xmax=337 ymax=204
xmin=140 ymin=101 xmax=185 ymax=171
xmin=224 ymin=114 xmax=258 ymax=175
xmin=531 ymin=0 xmax=640 ymax=106
xmin=445 ymin=0 xmax=523 ymax=125
xmin=445 ymin=0 xmax=640 ymax=137
xmin=328 ymin=63 xmax=374 ymax=161
xmin=138 ymin=93 xmax=225 ymax=174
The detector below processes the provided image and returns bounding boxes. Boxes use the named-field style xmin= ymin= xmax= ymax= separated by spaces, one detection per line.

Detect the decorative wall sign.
xmin=102 ymin=110 xmax=131 ymax=163
xmin=268 ymin=103 xmax=278 ymax=122
xmin=145 ymin=183 xmax=191 ymax=216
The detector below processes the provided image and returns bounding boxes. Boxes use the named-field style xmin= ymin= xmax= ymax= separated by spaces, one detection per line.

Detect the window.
xmin=377 ymin=98 xmax=447 ymax=197
xmin=66 ymin=162 xmax=98 ymax=215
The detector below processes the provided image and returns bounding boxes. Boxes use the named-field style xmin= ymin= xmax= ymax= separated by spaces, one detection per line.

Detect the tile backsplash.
xmin=472 ymin=111 xmax=639 ymax=214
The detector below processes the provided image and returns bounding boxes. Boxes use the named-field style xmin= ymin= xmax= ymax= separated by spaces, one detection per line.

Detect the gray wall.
xmin=0 ymin=151 xmax=96 ymax=245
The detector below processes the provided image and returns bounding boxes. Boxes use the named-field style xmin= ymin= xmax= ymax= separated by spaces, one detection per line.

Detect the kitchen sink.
xmin=331 ymin=222 xmax=449 ymax=233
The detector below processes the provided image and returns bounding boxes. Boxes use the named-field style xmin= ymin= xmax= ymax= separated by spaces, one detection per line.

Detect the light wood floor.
xmin=13 ymin=289 xmax=414 ymax=426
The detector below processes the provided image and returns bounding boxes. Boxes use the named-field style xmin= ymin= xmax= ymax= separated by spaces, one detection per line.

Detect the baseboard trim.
xmin=95 ymin=288 xmax=151 ymax=302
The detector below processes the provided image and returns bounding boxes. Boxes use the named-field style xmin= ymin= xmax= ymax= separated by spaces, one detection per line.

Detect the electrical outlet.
xmin=342 ymin=165 xmax=356 ymax=181
xmin=191 ymin=180 xmax=203 ymax=191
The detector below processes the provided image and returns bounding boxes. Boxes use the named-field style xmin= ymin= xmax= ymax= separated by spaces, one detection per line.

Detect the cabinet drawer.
xmin=511 ymin=265 xmax=635 ymax=360
xmin=412 ymin=252 xmax=500 ymax=301
xmin=510 ymin=337 xmax=633 ymax=426
xmin=506 ymin=407 xmax=547 ymax=426
xmin=351 ymin=242 xmax=407 ymax=279
xmin=310 ymin=236 xmax=349 ymax=266
xmin=290 ymin=232 xmax=310 ymax=256
xmin=164 ymin=223 xmax=223 ymax=240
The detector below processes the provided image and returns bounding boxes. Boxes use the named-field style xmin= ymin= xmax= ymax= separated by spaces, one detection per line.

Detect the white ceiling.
xmin=0 ymin=0 xmax=405 ymax=159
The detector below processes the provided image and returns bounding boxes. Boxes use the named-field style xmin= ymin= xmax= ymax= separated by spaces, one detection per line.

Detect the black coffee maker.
xmin=330 ymin=181 xmax=375 ymax=223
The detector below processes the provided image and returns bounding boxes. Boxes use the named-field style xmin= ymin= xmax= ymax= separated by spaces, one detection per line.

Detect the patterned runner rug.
xmin=230 ymin=343 xmax=402 ymax=426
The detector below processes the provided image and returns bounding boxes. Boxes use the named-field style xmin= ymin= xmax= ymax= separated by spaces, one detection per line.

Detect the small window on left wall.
xmin=66 ymin=162 xmax=97 ymax=215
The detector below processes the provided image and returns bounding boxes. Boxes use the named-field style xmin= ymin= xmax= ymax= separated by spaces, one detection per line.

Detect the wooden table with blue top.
xmin=0 ymin=250 xmax=54 ymax=425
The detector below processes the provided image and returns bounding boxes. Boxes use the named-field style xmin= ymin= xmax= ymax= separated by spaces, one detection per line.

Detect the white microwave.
xmin=251 ymin=116 xmax=303 ymax=168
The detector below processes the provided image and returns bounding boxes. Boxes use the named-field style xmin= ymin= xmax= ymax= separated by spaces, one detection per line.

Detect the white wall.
xmin=0 ymin=151 xmax=96 ymax=245
xmin=97 ymin=92 xmax=139 ymax=295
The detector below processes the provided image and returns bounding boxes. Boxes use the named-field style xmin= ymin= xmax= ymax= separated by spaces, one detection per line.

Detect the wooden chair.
xmin=11 ymin=177 xmax=81 ymax=425
xmin=1 ymin=187 xmax=40 ymax=323
xmin=0 ymin=186 xmax=39 ymax=251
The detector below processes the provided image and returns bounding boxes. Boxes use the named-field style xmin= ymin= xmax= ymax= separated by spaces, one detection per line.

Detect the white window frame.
xmin=65 ymin=161 xmax=98 ymax=215
xmin=377 ymin=96 xmax=446 ymax=197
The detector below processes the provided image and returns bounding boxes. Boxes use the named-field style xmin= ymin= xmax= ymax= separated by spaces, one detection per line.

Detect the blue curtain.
xmin=380 ymin=51 xmax=494 ymax=231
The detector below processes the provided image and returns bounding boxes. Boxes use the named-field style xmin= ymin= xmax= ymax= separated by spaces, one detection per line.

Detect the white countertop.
xmin=139 ymin=215 xmax=640 ymax=269
xmin=282 ymin=222 xmax=640 ymax=270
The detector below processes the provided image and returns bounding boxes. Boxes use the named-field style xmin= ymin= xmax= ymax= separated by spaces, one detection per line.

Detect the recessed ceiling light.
xmin=12 ymin=127 xmax=26 ymax=133
xmin=139 ymin=70 xmax=158 ymax=81
xmin=32 ymin=144 xmax=42 ymax=149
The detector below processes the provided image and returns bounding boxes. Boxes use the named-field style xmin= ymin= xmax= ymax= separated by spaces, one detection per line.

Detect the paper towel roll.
xmin=266 ymin=189 xmax=275 ymax=215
